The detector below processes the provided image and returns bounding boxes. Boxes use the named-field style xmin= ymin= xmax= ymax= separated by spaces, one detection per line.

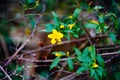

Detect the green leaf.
xmin=52 ymin=51 xmax=66 ymax=55
xmin=82 ymin=47 xmax=89 ymax=57
xmin=84 ymin=23 xmax=98 ymax=28
xmin=105 ymin=13 xmax=117 ymax=18
xmin=115 ymin=71 xmax=120 ymax=80
xmin=103 ymin=25 xmax=109 ymax=32
xmin=72 ymin=33 xmax=79 ymax=38
xmin=73 ymin=8 xmax=81 ymax=20
xmin=45 ymin=24 xmax=55 ymax=32
xmin=96 ymin=54 xmax=105 ymax=68
xmin=96 ymin=67 xmax=103 ymax=79
xmin=94 ymin=73 xmax=99 ymax=80
xmin=17 ymin=65 xmax=24 ymax=74
xmin=76 ymin=66 xmax=88 ymax=74
xmin=52 ymin=12 xmax=60 ymax=26
xmin=97 ymin=66 xmax=106 ymax=78
xmin=89 ymin=45 xmax=96 ymax=60
xmin=53 ymin=18 xmax=60 ymax=27
xmin=94 ymin=6 xmax=104 ymax=10
xmin=52 ymin=11 xmax=58 ymax=18
xmin=90 ymin=68 xmax=96 ymax=77
xmin=78 ymin=56 xmax=91 ymax=63
xmin=50 ymin=57 xmax=60 ymax=70
xmin=99 ymin=15 xmax=104 ymax=23
xmin=26 ymin=0 xmax=36 ymax=4
xmin=109 ymin=32 xmax=116 ymax=42
xmin=90 ymin=69 xmax=99 ymax=80
xmin=64 ymin=33 xmax=70 ymax=40
xmin=30 ymin=19 xmax=35 ymax=28
xmin=67 ymin=57 xmax=73 ymax=71
xmin=74 ymin=47 xmax=82 ymax=56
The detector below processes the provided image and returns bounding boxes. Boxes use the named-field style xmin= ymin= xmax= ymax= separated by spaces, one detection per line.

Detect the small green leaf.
xmin=89 ymin=45 xmax=96 ymax=60
xmin=115 ymin=71 xmax=120 ymax=80
xmin=30 ymin=19 xmax=35 ymax=28
xmin=96 ymin=54 xmax=105 ymax=68
xmin=74 ymin=47 xmax=81 ymax=56
xmin=52 ymin=11 xmax=58 ymax=18
xmin=78 ymin=56 xmax=91 ymax=63
xmin=99 ymin=15 xmax=104 ymax=23
xmin=45 ymin=24 xmax=55 ymax=32
xmin=17 ymin=65 xmax=24 ymax=74
xmin=64 ymin=33 xmax=70 ymax=40
xmin=50 ymin=57 xmax=60 ymax=70
xmin=96 ymin=67 xmax=104 ymax=79
xmin=51 ymin=11 xmax=60 ymax=26
xmin=27 ymin=0 xmax=36 ymax=4
xmin=105 ymin=13 xmax=117 ymax=18
xmin=82 ymin=47 xmax=89 ymax=57
xmin=72 ymin=33 xmax=79 ymax=38
xmin=76 ymin=66 xmax=88 ymax=74
xmin=53 ymin=18 xmax=60 ymax=27
xmin=28 ymin=15 xmax=35 ymax=28
xmin=90 ymin=68 xmax=96 ymax=77
xmin=73 ymin=8 xmax=81 ymax=20
xmin=52 ymin=51 xmax=66 ymax=55
xmin=103 ymin=25 xmax=109 ymax=32
xmin=94 ymin=6 xmax=104 ymax=10
xmin=67 ymin=57 xmax=73 ymax=71
xmin=94 ymin=73 xmax=99 ymax=80
xmin=84 ymin=23 xmax=98 ymax=28
xmin=109 ymin=32 xmax=116 ymax=42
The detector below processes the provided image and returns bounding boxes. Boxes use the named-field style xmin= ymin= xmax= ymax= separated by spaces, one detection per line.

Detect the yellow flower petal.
xmin=55 ymin=52 xmax=63 ymax=57
xmin=90 ymin=20 xmax=99 ymax=25
xmin=57 ymin=32 xmax=63 ymax=38
xmin=92 ymin=63 xmax=99 ymax=68
xmin=69 ymin=16 xmax=73 ymax=19
xmin=68 ymin=23 xmax=75 ymax=30
xmin=48 ymin=34 xmax=54 ymax=38
xmin=57 ymin=39 xmax=62 ymax=44
xmin=52 ymin=29 xmax=57 ymax=34
xmin=66 ymin=52 xmax=69 ymax=56
xmin=51 ymin=39 xmax=56 ymax=44
xmin=60 ymin=25 xmax=65 ymax=28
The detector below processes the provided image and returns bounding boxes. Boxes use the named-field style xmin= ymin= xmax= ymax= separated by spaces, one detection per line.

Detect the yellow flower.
xmin=55 ymin=52 xmax=63 ymax=57
xmin=92 ymin=62 xmax=99 ymax=68
xmin=48 ymin=29 xmax=63 ymax=44
xmin=66 ymin=52 xmax=69 ymax=56
xmin=69 ymin=16 xmax=73 ymax=19
xmin=68 ymin=23 xmax=75 ymax=30
xmin=25 ymin=28 xmax=31 ymax=35
xmin=90 ymin=20 xmax=99 ymax=25
xmin=60 ymin=24 xmax=65 ymax=28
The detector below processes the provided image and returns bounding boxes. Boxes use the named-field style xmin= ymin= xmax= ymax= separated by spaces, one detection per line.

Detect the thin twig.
xmin=17 ymin=57 xmax=75 ymax=63
xmin=78 ymin=22 xmax=93 ymax=45
xmin=47 ymin=70 xmax=73 ymax=79
xmin=0 ymin=65 xmax=12 ymax=80
xmin=60 ymin=73 xmax=76 ymax=80
xmin=22 ymin=35 xmax=108 ymax=55
xmin=53 ymin=51 xmax=77 ymax=80
xmin=4 ymin=23 xmax=37 ymax=67
xmin=96 ymin=44 xmax=120 ymax=51
xmin=3 ymin=2 xmax=46 ymax=67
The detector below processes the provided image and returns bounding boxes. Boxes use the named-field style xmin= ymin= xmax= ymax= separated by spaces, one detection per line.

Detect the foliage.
xmin=50 ymin=46 xmax=106 ymax=80
xmin=0 ymin=0 xmax=120 ymax=80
